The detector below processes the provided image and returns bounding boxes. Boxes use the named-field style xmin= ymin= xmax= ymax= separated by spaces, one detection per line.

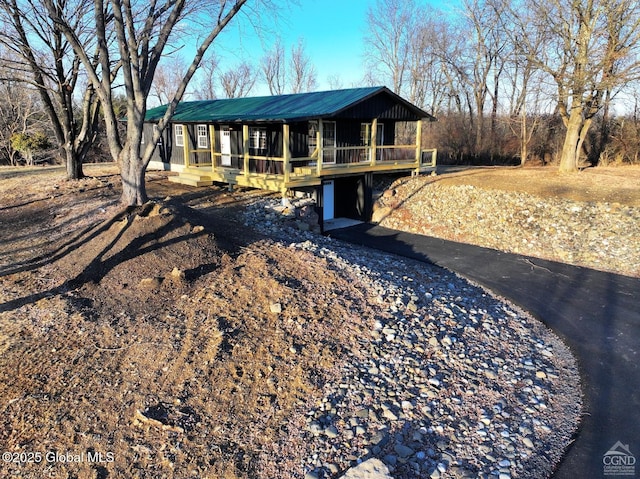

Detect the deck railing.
xmin=420 ymin=148 xmax=437 ymax=168
xmin=324 ymin=146 xmax=369 ymax=165
xmin=184 ymin=145 xmax=436 ymax=181
xmin=376 ymin=145 xmax=417 ymax=162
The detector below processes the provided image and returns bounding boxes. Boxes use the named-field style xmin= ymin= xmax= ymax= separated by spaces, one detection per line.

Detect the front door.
xmin=221 ymin=126 xmax=231 ymax=166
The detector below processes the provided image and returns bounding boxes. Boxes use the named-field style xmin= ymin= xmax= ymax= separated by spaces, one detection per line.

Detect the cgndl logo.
xmin=603 ymin=441 xmax=636 ymax=476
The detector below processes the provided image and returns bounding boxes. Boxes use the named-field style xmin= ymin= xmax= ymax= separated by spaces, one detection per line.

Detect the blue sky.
xmin=204 ymin=0 xmax=457 ymax=95
xmin=211 ymin=0 xmax=373 ymax=93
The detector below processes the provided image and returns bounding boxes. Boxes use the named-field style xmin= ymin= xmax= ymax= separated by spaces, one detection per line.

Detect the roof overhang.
xmin=144 ymin=86 xmax=437 ymax=124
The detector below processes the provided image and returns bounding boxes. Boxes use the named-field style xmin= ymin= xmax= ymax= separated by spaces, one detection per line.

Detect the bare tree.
xmin=44 ymin=0 xmax=252 ymax=205
xmin=496 ymin=1 xmax=548 ymax=166
xmin=444 ymin=0 xmax=508 ymax=156
xmin=363 ymin=0 xmax=415 ymax=95
xmin=327 ymin=74 xmax=344 ymax=90
xmin=364 ymin=0 xmax=503 ymax=159
xmin=407 ymin=8 xmax=451 ymax=114
xmin=431 ymin=20 xmax=469 ymax=116
xmin=261 ymin=37 xmax=286 ymax=95
xmin=193 ymin=54 xmax=219 ymax=100
xmin=364 ymin=0 xmax=457 ymax=116
xmin=507 ymin=0 xmax=640 ymax=172
xmin=261 ymin=37 xmax=317 ymax=94
xmin=0 ymin=0 xmax=102 ymax=179
xmin=289 ymin=38 xmax=317 ymax=93
xmin=151 ymin=57 xmax=188 ymax=105
xmin=407 ymin=15 xmax=431 ymax=109
xmin=219 ymin=61 xmax=257 ymax=98
xmin=504 ymin=64 xmax=547 ymax=165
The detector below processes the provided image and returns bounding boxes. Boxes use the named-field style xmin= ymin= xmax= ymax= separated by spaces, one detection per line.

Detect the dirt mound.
xmin=55 ymin=201 xmax=226 ymax=316
xmin=0 ymin=199 xmax=377 ymax=479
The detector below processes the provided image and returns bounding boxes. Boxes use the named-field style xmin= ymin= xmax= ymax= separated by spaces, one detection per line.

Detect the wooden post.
xmin=415 ymin=119 xmax=423 ymax=168
xmin=317 ymin=119 xmax=323 ymax=176
xmin=209 ymin=125 xmax=216 ymax=172
xmin=364 ymin=172 xmax=374 ymax=221
xmin=242 ymin=124 xmax=250 ymax=177
xmin=283 ymin=124 xmax=291 ymax=184
xmin=371 ymin=118 xmax=378 ymax=166
xmin=182 ymin=124 xmax=190 ymax=169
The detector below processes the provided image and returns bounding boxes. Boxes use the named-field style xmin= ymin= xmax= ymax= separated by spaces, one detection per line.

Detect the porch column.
xmin=182 ymin=125 xmax=190 ymax=169
xmin=242 ymin=124 xmax=250 ymax=177
xmin=371 ymin=118 xmax=378 ymax=166
xmin=209 ymin=125 xmax=216 ymax=172
xmin=415 ymin=119 xmax=423 ymax=168
xmin=283 ymin=124 xmax=291 ymax=184
xmin=317 ymin=119 xmax=323 ymax=176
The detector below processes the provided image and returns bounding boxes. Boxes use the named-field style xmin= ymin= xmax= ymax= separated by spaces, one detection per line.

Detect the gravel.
xmin=241 ymin=193 xmax=582 ymax=479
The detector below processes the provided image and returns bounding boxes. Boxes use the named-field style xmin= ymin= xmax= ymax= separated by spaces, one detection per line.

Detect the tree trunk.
xmin=558 ymin=131 xmax=580 ymax=172
xmin=559 ymin=108 xmax=596 ymax=172
xmin=64 ymin=146 xmax=84 ymax=180
xmin=120 ymin=145 xmax=148 ymax=206
xmin=594 ymin=89 xmax=612 ymax=166
xmin=558 ymin=111 xmax=584 ymax=172
xmin=475 ymin=114 xmax=483 ymax=155
xmin=520 ymin=123 xmax=529 ymax=166
xmin=520 ymin=113 xmax=528 ymax=166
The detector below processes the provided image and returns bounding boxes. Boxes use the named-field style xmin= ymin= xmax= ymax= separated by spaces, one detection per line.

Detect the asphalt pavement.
xmin=328 ymin=223 xmax=640 ymax=479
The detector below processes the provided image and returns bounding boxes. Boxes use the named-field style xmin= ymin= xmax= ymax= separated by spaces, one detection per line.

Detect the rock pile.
xmin=375 ymin=179 xmax=640 ymax=277
xmin=293 ymin=240 xmax=580 ymax=479
xmin=242 ymin=198 xmax=582 ymax=479
xmin=252 ymin=196 xmax=321 ymax=234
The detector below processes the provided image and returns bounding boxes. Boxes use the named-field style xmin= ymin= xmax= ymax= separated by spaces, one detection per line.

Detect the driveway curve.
xmin=329 ymin=223 xmax=640 ymax=479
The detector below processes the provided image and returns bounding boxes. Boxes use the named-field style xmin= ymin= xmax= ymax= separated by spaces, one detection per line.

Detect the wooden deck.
xmin=169 ymin=148 xmax=438 ymax=193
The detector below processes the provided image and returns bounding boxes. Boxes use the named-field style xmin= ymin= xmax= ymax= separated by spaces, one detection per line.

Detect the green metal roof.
xmin=145 ymin=86 xmax=433 ymax=123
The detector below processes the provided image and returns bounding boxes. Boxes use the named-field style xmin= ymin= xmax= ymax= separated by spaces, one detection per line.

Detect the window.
xmin=174 ymin=124 xmax=184 ymax=147
xmin=360 ymin=123 xmax=371 ymax=146
xmin=308 ymin=121 xmax=318 ymax=156
xmin=360 ymin=122 xmax=384 ymax=146
xmin=250 ymin=127 xmax=267 ymax=151
xmin=197 ymin=125 xmax=209 ymax=148
xmin=322 ymin=121 xmax=336 ymax=163
xmin=376 ymin=123 xmax=384 ymax=145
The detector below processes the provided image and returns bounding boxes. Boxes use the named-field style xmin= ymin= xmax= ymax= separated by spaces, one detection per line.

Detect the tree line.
xmin=1 ymin=0 xmax=640 ymax=205
xmin=364 ymin=0 xmax=640 ymax=170
xmin=149 ymin=37 xmax=319 ymax=104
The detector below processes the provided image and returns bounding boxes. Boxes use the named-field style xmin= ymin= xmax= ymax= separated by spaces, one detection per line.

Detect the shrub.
xmin=10 ymin=132 xmax=51 ymax=166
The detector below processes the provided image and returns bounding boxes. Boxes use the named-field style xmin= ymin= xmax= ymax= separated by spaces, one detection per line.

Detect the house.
xmin=144 ymin=86 xmax=436 ymax=227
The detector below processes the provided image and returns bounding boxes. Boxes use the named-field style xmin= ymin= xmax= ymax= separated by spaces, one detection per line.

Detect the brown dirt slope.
xmin=0 ymin=169 xmax=377 ymax=479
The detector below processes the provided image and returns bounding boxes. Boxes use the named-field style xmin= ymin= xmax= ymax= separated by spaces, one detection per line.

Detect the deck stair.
xmin=168 ymin=168 xmax=214 ymax=187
